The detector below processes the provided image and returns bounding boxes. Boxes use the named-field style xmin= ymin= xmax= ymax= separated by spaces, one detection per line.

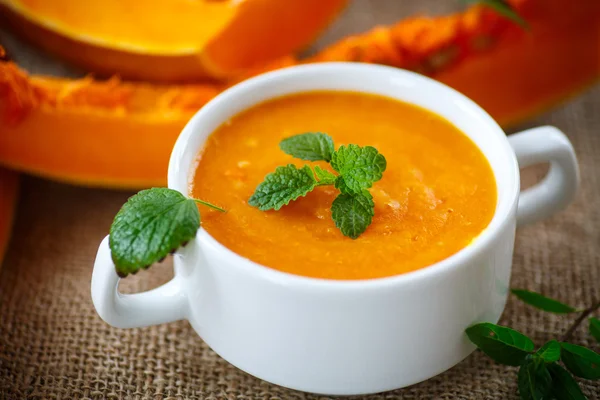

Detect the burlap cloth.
xmin=1 ymin=1 xmax=599 ymax=399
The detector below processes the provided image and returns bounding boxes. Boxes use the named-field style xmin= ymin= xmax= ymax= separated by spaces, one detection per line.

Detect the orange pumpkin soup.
xmin=191 ymin=91 xmax=496 ymax=280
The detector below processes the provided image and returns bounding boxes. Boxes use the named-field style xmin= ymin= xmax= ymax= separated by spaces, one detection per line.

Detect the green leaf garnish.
xmin=535 ymin=340 xmax=561 ymax=363
xmin=248 ymin=164 xmax=319 ymax=211
xmin=333 ymin=175 xmax=351 ymax=194
xmin=466 ymin=299 xmax=599 ymax=395
xmin=192 ymin=198 xmax=226 ymax=212
xmin=463 ymin=0 xmax=529 ymax=29
xmin=512 ymin=289 xmax=578 ymax=314
xmin=331 ymin=191 xmax=375 ymax=239
xmin=466 ymin=297 xmax=600 ymax=398
xmin=590 ymin=317 xmax=600 ymax=343
xmin=280 ymin=132 xmax=335 ymax=162
xmin=109 ymin=188 xmax=223 ymax=277
xmin=314 ymin=165 xmax=337 ymax=185
xmin=331 ymin=144 xmax=387 ymax=194
xmin=249 ymin=133 xmax=387 ymax=239
xmin=560 ymin=342 xmax=600 ymax=380
xmin=518 ymin=356 xmax=552 ymax=400
xmin=465 ymin=323 xmax=534 ymax=366
xmin=547 ymin=363 xmax=587 ymax=400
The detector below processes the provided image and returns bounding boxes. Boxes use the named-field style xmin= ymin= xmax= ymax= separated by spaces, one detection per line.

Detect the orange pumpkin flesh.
xmin=199 ymin=0 xmax=347 ymax=79
xmin=0 ymin=0 xmax=347 ymax=82
xmin=0 ymin=65 xmax=221 ymax=188
xmin=0 ymin=168 xmax=18 ymax=265
xmin=435 ymin=0 xmax=600 ymax=126
xmin=302 ymin=0 xmax=600 ymax=127
xmin=0 ymin=0 xmax=598 ymax=188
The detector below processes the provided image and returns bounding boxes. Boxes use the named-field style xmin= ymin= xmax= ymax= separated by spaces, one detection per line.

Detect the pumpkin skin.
xmin=0 ymin=0 xmax=598 ymax=189
xmin=0 ymin=0 xmax=347 ymax=82
xmin=0 ymin=169 xmax=18 ymax=266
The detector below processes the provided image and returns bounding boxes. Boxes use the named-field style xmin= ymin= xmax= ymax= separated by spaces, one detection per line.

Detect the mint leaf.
xmin=248 ymin=164 xmax=318 ymax=211
xmin=560 ymin=342 xmax=600 ymax=380
xmin=109 ymin=188 xmax=200 ymax=277
xmin=192 ymin=199 xmax=225 ymax=212
xmin=251 ymin=134 xmax=388 ymax=239
xmin=331 ymin=144 xmax=386 ymax=194
xmin=334 ymin=175 xmax=351 ymax=194
xmin=331 ymin=191 xmax=374 ymax=239
xmin=314 ymin=165 xmax=337 ymax=185
xmin=548 ymin=363 xmax=587 ymax=400
xmin=463 ymin=0 xmax=529 ymax=29
xmin=512 ymin=289 xmax=577 ymax=314
xmin=590 ymin=318 xmax=600 ymax=343
xmin=280 ymin=132 xmax=335 ymax=162
xmin=536 ymin=340 xmax=561 ymax=363
xmin=465 ymin=323 xmax=534 ymax=366
xmin=518 ymin=356 xmax=552 ymax=400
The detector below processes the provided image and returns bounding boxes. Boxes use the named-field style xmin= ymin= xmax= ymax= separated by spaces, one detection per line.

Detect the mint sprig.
xmin=331 ymin=144 xmax=387 ymax=194
xmin=465 ymin=323 xmax=534 ymax=366
xmin=279 ymin=132 xmax=335 ymax=162
xmin=536 ymin=340 xmax=561 ymax=363
xmin=548 ymin=363 xmax=588 ymax=399
xmin=466 ymin=291 xmax=600 ymax=399
xmin=331 ymin=191 xmax=375 ymax=239
xmin=589 ymin=318 xmax=600 ymax=342
xmin=518 ymin=356 xmax=552 ymax=400
xmin=249 ymin=133 xmax=387 ymax=239
xmin=248 ymin=164 xmax=321 ymax=211
xmin=560 ymin=343 xmax=600 ymax=380
xmin=314 ymin=165 xmax=337 ymax=185
xmin=511 ymin=289 xmax=578 ymax=314
xmin=109 ymin=188 xmax=224 ymax=277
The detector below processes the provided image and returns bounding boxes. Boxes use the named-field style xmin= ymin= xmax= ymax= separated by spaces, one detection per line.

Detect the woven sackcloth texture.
xmin=1 ymin=0 xmax=599 ymax=399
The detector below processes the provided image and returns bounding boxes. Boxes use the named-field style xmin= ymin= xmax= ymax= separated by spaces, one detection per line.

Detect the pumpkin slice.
xmin=0 ymin=168 xmax=18 ymax=266
xmin=0 ymin=0 xmax=598 ymax=189
xmin=304 ymin=0 xmax=600 ymax=127
xmin=435 ymin=0 xmax=600 ymax=126
xmin=0 ymin=0 xmax=346 ymax=82
xmin=0 ymin=63 xmax=221 ymax=188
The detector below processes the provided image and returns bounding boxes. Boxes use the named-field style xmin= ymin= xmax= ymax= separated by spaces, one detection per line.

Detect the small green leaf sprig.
xmin=466 ymin=290 xmax=600 ymax=399
xmin=248 ymin=132 xmax=387 ymax=239
xmin=109 ymin=188 xmax=224 ymax=277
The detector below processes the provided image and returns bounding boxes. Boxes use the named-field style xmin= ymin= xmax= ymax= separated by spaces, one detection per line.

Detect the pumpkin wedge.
xmin=0 ymin=0 xmax=347 ymax=82
xmin=0 ymin=0 xmax=598 ymax=189
xmin=0 ymin=168 xmax=18 ymax=266
xmin=303 ymin=0 xmax=600 ymax=126
xmin=0 ymin=64 xmax=222 ymax=188
xmin=435 ymin=0 xmax=600 ymax=126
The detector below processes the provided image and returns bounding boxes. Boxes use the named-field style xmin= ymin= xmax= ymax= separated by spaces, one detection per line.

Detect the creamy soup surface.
xmin=191 ymin=91 xmax=497 ymax=280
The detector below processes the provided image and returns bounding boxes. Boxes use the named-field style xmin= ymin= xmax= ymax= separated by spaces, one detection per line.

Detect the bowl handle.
xmin=508 ymin=126 xmax=579 ymax=226
xmin=91 ymin=235 xmax=187 ymax=328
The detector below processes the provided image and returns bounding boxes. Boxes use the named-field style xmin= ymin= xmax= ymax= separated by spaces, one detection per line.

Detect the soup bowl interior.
xmin=168 ymin=62 xmax=519 ymax=285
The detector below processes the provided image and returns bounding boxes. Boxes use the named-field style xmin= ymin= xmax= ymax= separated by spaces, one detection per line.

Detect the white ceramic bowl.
xmin=92 ymin=63 xmax=579 ymax=395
